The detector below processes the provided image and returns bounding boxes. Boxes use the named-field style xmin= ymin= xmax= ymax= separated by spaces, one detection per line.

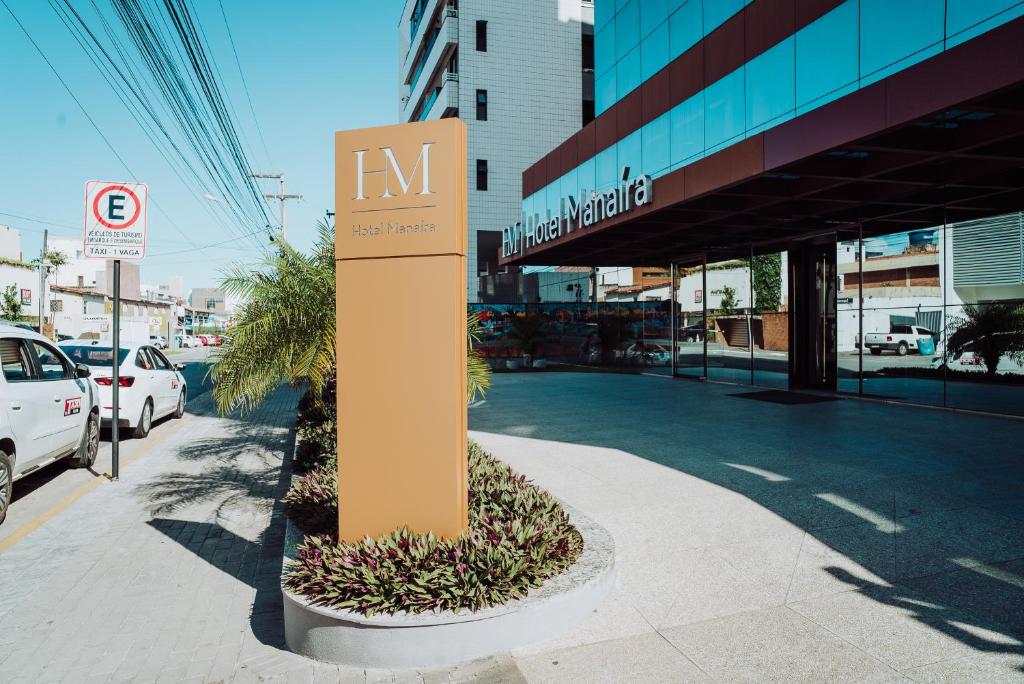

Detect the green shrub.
xmin=283 ymin=442 xmax=583 ymax=616
xmin=294 ymin=381 xmax=338 ymax=472
xmin=295 ymin=419 xmax=337 ymax=472
xmin=283 ymin=463 xmax=338 ymax=534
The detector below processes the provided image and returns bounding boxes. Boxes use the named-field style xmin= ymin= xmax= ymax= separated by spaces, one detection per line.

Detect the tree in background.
xmin=946 ymin=302 xmax=1024 ymax=376
xmin=751 ymin=253 xmax=782 ymax=312
xmin=1 ymin=286 xmax=24 ymax=321
xmin=717 ymin=285 xmax=739 ymax=315
xmin=210 ymin=222 xmax=336 ymax=415
xmin=32 ymin=249 xmax=69 ymax=286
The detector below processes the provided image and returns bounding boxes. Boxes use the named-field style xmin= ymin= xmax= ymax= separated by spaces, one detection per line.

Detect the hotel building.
xmin=397 ymin=0 xmax=595 ymax=302
xmin=494 ymin=0 xmax=1024 ymax=417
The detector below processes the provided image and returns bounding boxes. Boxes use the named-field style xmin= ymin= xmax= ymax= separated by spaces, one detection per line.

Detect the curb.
xmin=278 ymin=441 xmax=616 ymax=669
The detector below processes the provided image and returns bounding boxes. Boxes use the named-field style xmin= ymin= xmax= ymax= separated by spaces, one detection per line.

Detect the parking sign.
xmin=84 ymin=180 xmax=148 ymax=259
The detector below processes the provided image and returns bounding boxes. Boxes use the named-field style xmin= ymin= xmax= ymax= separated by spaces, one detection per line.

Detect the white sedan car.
xmin=1 ymin=325 xmax=101 ymax=525
xmin=59 ymin=341 xmax=187 ymax=439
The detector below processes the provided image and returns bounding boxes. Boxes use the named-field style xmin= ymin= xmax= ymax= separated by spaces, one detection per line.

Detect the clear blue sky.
xmin=0 ymin=1 xmax=401 ymax=291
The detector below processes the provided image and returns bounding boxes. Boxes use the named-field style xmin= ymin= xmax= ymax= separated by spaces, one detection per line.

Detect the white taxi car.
xmin=59 ymin=341 xmax=187 ymax=439
xmin=1 ymin=324 xmax=101 ymax=525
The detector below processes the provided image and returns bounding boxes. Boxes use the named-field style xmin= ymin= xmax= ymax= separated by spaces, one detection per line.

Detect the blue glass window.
xmin=616 ymin=45 xmax=642 ymax=100
xmin=640 ymin=0 xmax=670 ymax=38
xmin=641 ymin=22 xmax=671 ymax=81
xmin=745 ymin=36 xmax=794 ymax=131
xmin=669 ymin=0 xmax=702 ymax=60
xmin=704 ymin=68 xmax=744 ymax=150
xmin=670 ymin=91 xmax=704 ymax=166
xmin=596 ymin=70 xmax=616 ymax=115
xmin=946 ymin=0 xmax=1024 ymax=45
xmin=703 ymin=0 xmax=744 ymax=35
xmin=860 ymin=0 xmax=945 ymax=82
xmin=642 ymin=113 xmax=671 ymax=177
xmin=617 ymin=129 xmax=642 ymax=180
xmin=596 ymin=145 xmax=618 ymax=191
xmin=595 ymin=0 xmax=615 ymax=30
xmin=795 ymin=1 xmax=858 ymax=109
xmin=578 ymin=157 xmax=596 ymax=194
xmin=559 ymin=168 xmax=579 ymax=207
xmin=545 ymin=181 xmax=560 ymax=216
xmin=595 ymin=22 xmax=616 ymax=78
xmin=616 ymin=0 xmax=641 ymax=60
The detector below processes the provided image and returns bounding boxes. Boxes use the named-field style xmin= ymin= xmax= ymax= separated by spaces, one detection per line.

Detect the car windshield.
xmin=60 ymin=345 xmax=131 ymax=367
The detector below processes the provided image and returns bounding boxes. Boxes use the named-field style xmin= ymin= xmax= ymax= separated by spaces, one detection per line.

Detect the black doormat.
xmin=729 ymin=390 xmax=841 ymax=405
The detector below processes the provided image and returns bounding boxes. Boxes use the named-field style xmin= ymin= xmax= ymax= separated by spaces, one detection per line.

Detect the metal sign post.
xmin=83 ymin=180 xmax=148 ymax=482
xmin=111 ymin=259 xmax=120 ymax=480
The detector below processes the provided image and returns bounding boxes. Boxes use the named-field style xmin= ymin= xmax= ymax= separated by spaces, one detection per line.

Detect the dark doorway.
xmin=789 ymin=238 xmax=837 ymax=391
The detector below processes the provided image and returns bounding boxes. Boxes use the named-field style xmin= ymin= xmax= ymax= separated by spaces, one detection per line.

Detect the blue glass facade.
xmin=529 ymin=0 xmax=1024 ymax=218
xmin=595 ymin=0 xmax=752 ymax=115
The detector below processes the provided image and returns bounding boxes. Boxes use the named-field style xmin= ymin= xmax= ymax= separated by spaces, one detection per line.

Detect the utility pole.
xmin=38 ymin=229 xmax=47 ymax=336
xmin=250 ymin=172 xmax=302 ymax=241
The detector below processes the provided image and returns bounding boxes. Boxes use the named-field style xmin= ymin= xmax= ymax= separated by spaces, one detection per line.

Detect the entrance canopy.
xmin=502 ymin=18 xmax=1024 ymax=268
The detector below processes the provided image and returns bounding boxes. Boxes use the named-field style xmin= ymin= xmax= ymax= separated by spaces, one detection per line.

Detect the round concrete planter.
xmin=280 ymin=506 xmax=615 ymax=670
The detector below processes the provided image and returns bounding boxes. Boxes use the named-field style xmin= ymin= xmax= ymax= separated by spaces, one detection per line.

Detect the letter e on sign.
xmin=83 ymin=180 xmax=148 ymax=260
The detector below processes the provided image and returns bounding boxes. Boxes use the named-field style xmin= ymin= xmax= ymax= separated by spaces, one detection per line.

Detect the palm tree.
xmin=946 ymin=302 xmax=1024 ymax=375
xmin=210 ymin=222 xmax=336 ymax=415
xmin=507 ymin=314 xmax=548 ymax=362
xmin=467 ymin=310 xmax=491 ymax=401
xmin=211 ymin=222 xmax=493 ymax=414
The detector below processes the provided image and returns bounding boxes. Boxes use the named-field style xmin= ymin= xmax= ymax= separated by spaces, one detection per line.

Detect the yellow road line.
xmin=0 ymin=414 xmax=193 ymax=554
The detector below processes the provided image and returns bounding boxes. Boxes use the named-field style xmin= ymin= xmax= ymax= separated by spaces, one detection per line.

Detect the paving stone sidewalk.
xmin=0 ymin=388 xmax=525 ymax=684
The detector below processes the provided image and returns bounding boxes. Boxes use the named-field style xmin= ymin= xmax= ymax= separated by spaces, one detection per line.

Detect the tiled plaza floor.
xmin=469 ymin=371 xmax=1024 ymax=682
xmin=1 ymin=371 xmax=1022 ymax=682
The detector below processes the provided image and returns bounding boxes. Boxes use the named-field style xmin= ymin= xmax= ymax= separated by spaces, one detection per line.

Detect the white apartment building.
xmin=398 ymin=0 xmax=594 ymax=302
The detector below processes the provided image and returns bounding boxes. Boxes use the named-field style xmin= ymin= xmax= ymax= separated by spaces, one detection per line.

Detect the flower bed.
xmin=282 ymin=441 xmax=583 ymax=616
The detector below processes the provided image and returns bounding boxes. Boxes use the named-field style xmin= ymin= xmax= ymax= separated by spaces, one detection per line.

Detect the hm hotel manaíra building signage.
xmin=335 ymin=119 xmax=468 ymax=543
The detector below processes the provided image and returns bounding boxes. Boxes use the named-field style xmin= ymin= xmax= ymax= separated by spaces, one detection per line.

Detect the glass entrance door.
xmin=790 ymin=240 xmax=837 ymax=390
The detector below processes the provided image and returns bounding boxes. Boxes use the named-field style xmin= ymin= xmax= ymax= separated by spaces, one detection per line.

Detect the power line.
xmin=217 ymin=0 xmax=273 ymax=169
xmin=1 ymin=0 xmax=202 ymax=251
xmin=48 ymin=0 xmax=254 ymax=247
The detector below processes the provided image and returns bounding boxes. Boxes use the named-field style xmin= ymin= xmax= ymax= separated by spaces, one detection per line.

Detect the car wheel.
xmin=70 ymin=412 xmax=100 ymax=468
xmin=133 ymin=400 xmax=153 ymax=439
xmin=0 ymin=451 xmax=12 ymax=526
xmin=173 ymin=390 xmax=186 ymax=419
xmin=897 ymin=342 xmax=908 ymax=356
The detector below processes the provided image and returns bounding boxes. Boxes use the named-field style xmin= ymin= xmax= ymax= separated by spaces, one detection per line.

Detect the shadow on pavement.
xmin=137 ymin=387 xmax=300 ymax=651
xmin=470 ymin=372 xmax=1024 ymax=671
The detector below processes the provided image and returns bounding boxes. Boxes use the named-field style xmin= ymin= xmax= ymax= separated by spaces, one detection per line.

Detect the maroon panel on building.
xmin=703 ymin=13 xmax=746 ymax=85
xmin=885 ymin=17 xmax=1024 ymax=128
xmin=795 ymin=0 xmax=844 ymax=26
xmin=669 ymin=46 xmax=704 ymax=104
xmin=616 ymin=88 xmax=644 ymax=141
xmin=745 ymin=0 xmax=795 ymax=59
xmin=642 ymin=68 xmax=673 ymax=122
xmin=654 ymin=167 xmax=686 ymax=211
xmin=545 ymin=147 xmax=560 ymax=186
xmin=763 ymin=82 xmax=886 ymax=170
xmin=558 ymin=136 xmax=579 ymax=178
xmin=578 ymin=120 xmax=597 ymax=161
xmin=595 ymin=104 xmax=618 ymax=154
xmin=523 ymin=162 xmax=540 ymax=198
xmin=684 ymin=136 xmax=765 ymax=200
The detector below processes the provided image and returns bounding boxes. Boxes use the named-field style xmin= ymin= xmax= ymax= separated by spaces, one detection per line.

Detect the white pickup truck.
xmin=862 ymin=324 xmax=937 ymax=356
